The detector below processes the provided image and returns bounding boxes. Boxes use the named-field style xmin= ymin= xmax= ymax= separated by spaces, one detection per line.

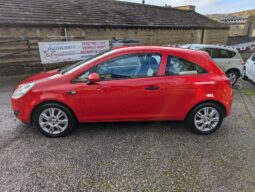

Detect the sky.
xmin=120 ymin=0 xmax=255 ymax=14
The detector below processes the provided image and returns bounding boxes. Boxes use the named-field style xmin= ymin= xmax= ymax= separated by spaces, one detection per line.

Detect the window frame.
xmin=74 ymin=52 xmax=163 ymax=82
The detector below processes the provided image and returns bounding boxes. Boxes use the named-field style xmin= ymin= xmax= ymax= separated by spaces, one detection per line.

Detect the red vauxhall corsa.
xmin=11 ymin=46 xmax=233 ymax=137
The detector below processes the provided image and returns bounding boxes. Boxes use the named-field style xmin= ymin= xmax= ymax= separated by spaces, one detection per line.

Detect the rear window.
xmin=201 ymin=48 xmax=213 ymax=57
xmin=166 ymin=56 xmax=208 ymax=76
xmin=212 ymin=49 xmax=236 ymax=59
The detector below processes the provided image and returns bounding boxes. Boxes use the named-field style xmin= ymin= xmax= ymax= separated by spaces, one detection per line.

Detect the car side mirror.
xmin=87 ymin=73 xmax=100 ymax=83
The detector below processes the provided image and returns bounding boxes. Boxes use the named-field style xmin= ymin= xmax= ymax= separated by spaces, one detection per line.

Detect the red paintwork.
xmin=11 ymin=46 xmax=233 ymax=124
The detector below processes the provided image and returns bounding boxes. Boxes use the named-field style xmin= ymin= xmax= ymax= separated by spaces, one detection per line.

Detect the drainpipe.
xmin=64 ymin=27 xmax=68 ymax=41
xmin=201 ymin=28 xmax=205 ymax=44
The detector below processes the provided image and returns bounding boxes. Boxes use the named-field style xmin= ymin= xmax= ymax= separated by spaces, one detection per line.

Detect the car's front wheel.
xmin=34 ymin=103 xmax=76 ymax=138
xmin=187 ymin=103 xmax=224 ymax=135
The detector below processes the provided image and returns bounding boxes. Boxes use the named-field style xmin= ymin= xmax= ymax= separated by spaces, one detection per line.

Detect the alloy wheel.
xmin=39 ymin=108 xmax=69 ymax=135
xmin=194 ymin=107 xmax=220 ymax=132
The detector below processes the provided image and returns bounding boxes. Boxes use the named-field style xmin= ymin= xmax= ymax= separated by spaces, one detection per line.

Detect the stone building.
xmin=246 ymin=15 xmax=255 ymax=37
xmin=220 ymin=16 xmax=249 ymax=36
xmin=209 ymin=14 xmax=255 ymax=37
xmin=0 ymin=0 xmax=229 ymax=77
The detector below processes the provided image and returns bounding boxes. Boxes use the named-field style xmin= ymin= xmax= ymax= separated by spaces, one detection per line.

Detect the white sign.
xmin=38 ymin=40 xmax=110 ymax=64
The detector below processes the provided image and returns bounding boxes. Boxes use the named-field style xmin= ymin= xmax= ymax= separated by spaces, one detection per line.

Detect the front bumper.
xmin=239 ymin=65 xmax=245 ymax=78
xmin=11 ymin=98 xmax=32 ymax=124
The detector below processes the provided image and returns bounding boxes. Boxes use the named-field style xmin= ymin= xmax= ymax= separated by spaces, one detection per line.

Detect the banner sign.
xmin=229 ymin=41 xmax=255 ymax=52
xmin=38 ymin=40 xmax=110 ymax=64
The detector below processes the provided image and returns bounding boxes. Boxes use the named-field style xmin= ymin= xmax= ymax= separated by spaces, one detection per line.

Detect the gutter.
xmin=0 ymin=22 xmax=230 ymax=30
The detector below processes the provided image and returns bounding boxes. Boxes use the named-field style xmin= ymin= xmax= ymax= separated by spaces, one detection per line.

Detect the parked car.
xmin=112 ymin=39 xmax=140 ymax=47
xmin=181 ymin=44 xmax=244 ymax=86
xmin=11 ymin=46 xmax=232 ymax=138
xmin=244 ymin=53 xmax=255 ymax=82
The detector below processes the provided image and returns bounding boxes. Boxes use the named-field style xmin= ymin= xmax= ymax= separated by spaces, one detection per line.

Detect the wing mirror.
xmin=87 ymin=73 xmax=100 ymax=83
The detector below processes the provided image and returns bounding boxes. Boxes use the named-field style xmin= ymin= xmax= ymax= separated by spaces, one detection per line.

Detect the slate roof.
xmin=0 ymin=0 xmax=228 ymax=29
xmin=228 ymin=36 xmax=255 ymax=45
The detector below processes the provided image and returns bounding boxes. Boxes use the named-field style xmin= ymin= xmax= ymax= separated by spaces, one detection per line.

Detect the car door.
xmin=78 ymin=53 xmax=167 ymax=122
xmin=246 ymin=53 xmax=255 ymax=82
xmin=163 ymin=55 xmax=209 ymax=119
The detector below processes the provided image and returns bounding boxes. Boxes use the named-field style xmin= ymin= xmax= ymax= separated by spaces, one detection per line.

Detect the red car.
xmin=11 ymin=46 xmax=232 ymax=137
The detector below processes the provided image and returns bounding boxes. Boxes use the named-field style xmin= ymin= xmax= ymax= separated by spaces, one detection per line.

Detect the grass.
xmin=242 ymin=88 xmax=255 ymax=96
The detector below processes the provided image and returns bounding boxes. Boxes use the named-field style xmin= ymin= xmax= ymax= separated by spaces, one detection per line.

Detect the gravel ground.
xmin=1 ymin=79 xmax=255 ymax=191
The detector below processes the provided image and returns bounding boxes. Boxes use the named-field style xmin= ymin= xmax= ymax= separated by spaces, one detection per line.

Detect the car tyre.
xmin=226 ymin=70 xmax=238 ymax=86
xmin=34 ymin=103 xmax=76 ymax=138
xmin=243 ymin=75 xmax=249 ymax=81
xmin=187 ymin=102 xmax=224 ymax=135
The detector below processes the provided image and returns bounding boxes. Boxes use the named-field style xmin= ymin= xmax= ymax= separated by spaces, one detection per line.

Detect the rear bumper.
xmin=225 ymin=88 xmax=233 ymax=117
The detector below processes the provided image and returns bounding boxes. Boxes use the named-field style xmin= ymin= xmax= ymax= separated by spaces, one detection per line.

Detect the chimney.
xmin=142 ymin=0 xmax=145 ymax=4
xmin=175 ymin=5 xmax=195 ymax=11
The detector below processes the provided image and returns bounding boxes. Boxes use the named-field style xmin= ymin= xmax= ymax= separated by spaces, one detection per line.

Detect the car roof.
xmin=112 ymin=45 xmax=206 ymax=55
xmin=187 ymin=44 xmax=238 ymax=52
xmin=111 ymin=45 xmax=213 ymax=70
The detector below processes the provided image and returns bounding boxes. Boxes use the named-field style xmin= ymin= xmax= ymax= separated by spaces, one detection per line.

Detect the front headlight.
xmin=12 ymin=82 xmax=35 ymax=99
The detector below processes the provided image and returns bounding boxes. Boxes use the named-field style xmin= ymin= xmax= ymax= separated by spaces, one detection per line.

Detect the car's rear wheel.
xmin=226 ymin=70 xmax=238 ymax=86
xmin=187 ymin=102 xmax=224 ymax=135
xmin=34 ymin=103 xmax=76 ymax=138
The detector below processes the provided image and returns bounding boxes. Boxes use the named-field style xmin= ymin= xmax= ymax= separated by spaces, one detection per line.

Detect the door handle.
xmin=96 ymin=85 xmax=111 ymax=91
xmin=66 ymin=90 xmax=77 ymax=95
xmin=145 ymin=85 xmax=160 ymax=91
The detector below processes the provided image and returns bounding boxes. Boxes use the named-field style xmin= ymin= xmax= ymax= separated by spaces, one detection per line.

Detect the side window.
xmin=96 ymin=53 xmax=161 ymax=80
xmin=166 ymin=56 xmax=208 ymax=76
xmin=212 ymin=49 xmax=236 ymax=59
xmin=202 ymin=48 xmax=213 ymax=58
xmin=76 ymin=66 xmax=96 ymax=81
xmin=251 ymin=54 xmax=255 ymax=61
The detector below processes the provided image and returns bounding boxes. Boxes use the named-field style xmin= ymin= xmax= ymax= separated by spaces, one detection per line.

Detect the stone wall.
xmin=249 ymin=24 xmax=255 ymax=37
xmin=0 ymin=26 xmax=229 ymax=78
xmin=229 ymin=23 xmax=247 ymax=37
xmin=68 ymin=27 xmax=203 ymax=45
xmin=203 ymin=29 xmax=229 ymax=44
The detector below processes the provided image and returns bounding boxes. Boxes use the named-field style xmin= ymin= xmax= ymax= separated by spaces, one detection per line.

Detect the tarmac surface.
xmin=1 ymin=79 xmax=255 ymax=191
